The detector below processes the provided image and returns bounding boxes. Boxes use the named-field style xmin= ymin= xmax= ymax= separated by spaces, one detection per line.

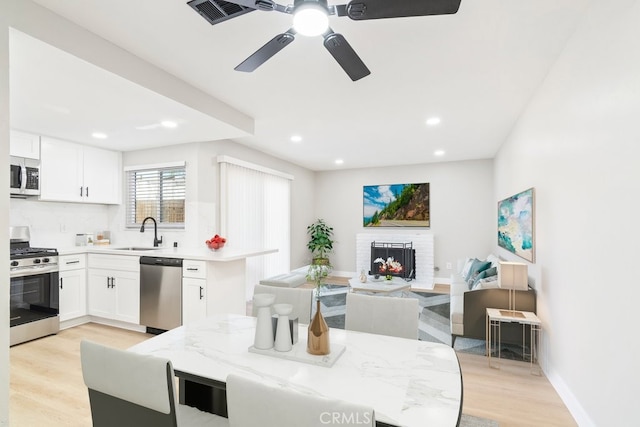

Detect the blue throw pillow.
xmin=471 ymin=266 xmax=498 ymax=288
xmin=465 ymin=259 xmax=491 ymax=281
xmin=466 ymin=260 xmax=492 ymax=288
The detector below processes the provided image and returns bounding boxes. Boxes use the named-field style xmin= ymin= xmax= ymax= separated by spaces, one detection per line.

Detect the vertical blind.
xmin=125 ymin=162 xmax=186 ymax=228
xmin=219 ymin=157 xmax=292 ymax=300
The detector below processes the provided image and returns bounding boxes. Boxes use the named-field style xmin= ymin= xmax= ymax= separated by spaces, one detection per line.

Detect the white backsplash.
xmin=10 ymin=198 xmax=110 ymax=248
xmin=10 ymin=198 xmax=217 ymax=250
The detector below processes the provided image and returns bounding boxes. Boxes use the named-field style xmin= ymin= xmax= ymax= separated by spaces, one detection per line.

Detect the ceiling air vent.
xmin=187 ymin=0 xmax=254 ymax=26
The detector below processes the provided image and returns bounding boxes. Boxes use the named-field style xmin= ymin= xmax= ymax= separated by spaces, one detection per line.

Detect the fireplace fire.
xmin=369 ymin=242 xmax=416 ymax=280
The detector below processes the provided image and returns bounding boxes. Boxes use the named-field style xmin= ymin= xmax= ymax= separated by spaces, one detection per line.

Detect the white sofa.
xmin=449 ymin=257 xmax=536 ymax=347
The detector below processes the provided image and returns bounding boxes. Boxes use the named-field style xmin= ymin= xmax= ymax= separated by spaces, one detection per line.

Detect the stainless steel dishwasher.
xmin=140 ymin=256 xmax=183 ymax=334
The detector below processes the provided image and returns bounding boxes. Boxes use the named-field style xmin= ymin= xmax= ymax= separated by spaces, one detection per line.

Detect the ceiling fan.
xmin=188 ymin=0 xmax=462 ymax=81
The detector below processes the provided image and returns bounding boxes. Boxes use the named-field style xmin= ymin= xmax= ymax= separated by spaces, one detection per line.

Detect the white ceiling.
xmin=11 ymin=0 xmax=591 ymax=171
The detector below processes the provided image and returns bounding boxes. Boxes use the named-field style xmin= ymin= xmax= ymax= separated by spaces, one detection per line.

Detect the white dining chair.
xmin=345 ymin=292 xmax=419 ymax=339
xmin=252 ymin=283 xmax=314 ymax=324
xmin=80 ymin=340 xmax=229 ymax=427
xmin=226 ymin=373 xmax=374 ymax=427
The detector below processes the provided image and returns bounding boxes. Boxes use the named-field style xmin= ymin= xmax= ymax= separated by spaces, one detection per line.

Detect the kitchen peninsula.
xmin=56 ymin=245 xmax=277 ymax=331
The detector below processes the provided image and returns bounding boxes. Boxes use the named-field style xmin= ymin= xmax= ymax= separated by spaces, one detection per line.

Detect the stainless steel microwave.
xmin=10 ymin=156 xmax=40 ymax=197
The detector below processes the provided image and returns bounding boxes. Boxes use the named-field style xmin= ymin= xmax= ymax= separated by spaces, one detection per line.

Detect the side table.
xmin=486 ymin=308 xmax=541 ymax=375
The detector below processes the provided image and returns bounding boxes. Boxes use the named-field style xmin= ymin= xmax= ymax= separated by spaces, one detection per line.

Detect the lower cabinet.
xmin=182 ymin=277 xmax=207 ymax=325
xmin=87 ymin=269 xmax=140 ymax=324
xmin=59 ymin=254 xmax=87 ymax=322
xmin=87 ymin=254 xmax=140 ymax=324
xmin=182 ymin=260 xmax=207 ymax=325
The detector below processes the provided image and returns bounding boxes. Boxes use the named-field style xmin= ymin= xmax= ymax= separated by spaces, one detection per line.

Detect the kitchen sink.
xmin=110 ymin=247 xmax=160 ymax=251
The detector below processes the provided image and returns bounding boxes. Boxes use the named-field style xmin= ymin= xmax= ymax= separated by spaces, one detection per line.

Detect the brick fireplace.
xmin=356 ymin=232 xmax=434 ymax=288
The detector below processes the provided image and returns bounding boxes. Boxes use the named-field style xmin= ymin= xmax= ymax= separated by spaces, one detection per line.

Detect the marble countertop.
xmin=129 ymin=314 xmax=462 ymax=427
xmin=57 ymin=245 xmax=277 ymax=262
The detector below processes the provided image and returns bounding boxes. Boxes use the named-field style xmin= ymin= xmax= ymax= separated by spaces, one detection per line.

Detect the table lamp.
xmin=498 ymin=261 xmax=528 ymax=318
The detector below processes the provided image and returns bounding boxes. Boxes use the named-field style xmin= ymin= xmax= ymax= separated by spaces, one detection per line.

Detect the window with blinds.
xmin=125 ymin=163 xmax=186 ymax=228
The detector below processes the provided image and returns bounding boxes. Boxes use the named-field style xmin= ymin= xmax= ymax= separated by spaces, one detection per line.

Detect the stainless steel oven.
xmin=9 ymin=226 xmax=59 ymax=346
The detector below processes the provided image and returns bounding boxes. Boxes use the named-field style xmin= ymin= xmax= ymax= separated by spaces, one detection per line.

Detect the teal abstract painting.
xmin=498 ymin=188 xmax=535 ymax=262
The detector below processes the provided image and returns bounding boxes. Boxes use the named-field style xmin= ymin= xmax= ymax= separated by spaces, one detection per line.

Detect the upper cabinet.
xmin=40 ymin=137 xmax=122 ymax=204
xmin=10 ymin=130 xmax=40 ymax=159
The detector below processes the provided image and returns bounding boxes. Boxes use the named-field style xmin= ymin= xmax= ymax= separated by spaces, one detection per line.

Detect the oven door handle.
xmin=10 ymin=265 xmax=59 ymax=278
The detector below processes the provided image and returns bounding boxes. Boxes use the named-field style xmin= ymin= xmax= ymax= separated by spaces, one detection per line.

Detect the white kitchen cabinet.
xmin=182 ymin=277 xmax=207 ymax=325
xmin=82 ymin=145 xmax=121 ymax=204
xmin=182 ymin=260 xmax=207 ymax=325
xmin=40 ymin=137 xmax=121 ymax=204
xmin=10 ymin=130 xmax=40 ymax=159
xmin=87 ymin=254 xmax=140 ymax=324
xmin=58 ymin=254 xmax=87 ymax=322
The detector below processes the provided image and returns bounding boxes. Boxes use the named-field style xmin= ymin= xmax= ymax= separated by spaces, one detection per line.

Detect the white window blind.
xmin=219 ymin=156 xmax=292 ymax=300
xmin=125 ymin=163 xmax=186 ymax=229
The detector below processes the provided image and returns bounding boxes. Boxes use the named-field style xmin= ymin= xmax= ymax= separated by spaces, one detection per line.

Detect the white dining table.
xmin=128 ymin=314 xmax=462 ymax=427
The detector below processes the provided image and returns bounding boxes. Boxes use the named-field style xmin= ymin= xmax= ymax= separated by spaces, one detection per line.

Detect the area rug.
xmin=316 ymin=285 xmax=530 ymax=361
xmin=460 ymin=414 xmax=499 ymax=427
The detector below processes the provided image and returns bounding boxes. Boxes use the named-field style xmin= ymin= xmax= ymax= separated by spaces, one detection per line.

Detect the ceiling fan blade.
xmin=323 ymin=31 xmax=370 ymax=81
xmin=235 ymin=30 xmax=296 ymax=72
xmin=338 ymin=0 xmax=461 ymax=20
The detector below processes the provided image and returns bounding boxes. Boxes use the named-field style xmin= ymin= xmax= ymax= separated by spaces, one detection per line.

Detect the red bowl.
xmin=206 ymin=241 xmax=225 ymax=250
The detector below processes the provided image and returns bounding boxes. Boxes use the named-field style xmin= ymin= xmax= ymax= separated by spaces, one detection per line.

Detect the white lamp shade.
xmin=498 ymin=261 xmax=528 ymax=291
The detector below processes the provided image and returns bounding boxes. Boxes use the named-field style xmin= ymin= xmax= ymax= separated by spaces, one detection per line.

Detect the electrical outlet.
xmin=446 ymin=262 xmax=452 ymax=270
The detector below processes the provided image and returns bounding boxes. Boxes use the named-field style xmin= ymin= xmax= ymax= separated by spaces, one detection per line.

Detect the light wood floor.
xmin=9 ymin=322 xmax=576 ymax=427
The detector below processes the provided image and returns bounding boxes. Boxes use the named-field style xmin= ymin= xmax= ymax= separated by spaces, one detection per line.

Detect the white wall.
xmin=314 ymin=159 xmax=495 ymax=279
xmin=493 ymin=1 xmax=640 ymax=425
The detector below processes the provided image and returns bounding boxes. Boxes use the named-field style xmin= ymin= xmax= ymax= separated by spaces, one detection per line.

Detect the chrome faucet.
xmin=140 ymin=217 xmax=163 ymax=247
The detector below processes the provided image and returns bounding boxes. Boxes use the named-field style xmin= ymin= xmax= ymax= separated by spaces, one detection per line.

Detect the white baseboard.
xmin=60 ymin=315 xmax=147 ymax=334
xmin=87 ymin=316 xmax=147 ymax=333
xmin=545 ymin=367 xmax=595 ymax=427
xmin=60 ymin=315 xmax=90 ymax=330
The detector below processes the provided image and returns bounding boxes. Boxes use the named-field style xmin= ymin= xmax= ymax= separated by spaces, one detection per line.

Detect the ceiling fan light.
xmin=293 ymin=4 xmax=329 ymax=37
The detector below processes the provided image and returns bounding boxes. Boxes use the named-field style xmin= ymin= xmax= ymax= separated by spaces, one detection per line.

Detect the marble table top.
xmin=129 ymin=314 xmax=462 ymax=427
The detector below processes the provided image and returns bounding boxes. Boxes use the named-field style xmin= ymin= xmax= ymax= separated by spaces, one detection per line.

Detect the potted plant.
xmin=306 ymin=218 xmax=334 ymax=264
xmin=305 ymin=220 xmax=333 ymax=356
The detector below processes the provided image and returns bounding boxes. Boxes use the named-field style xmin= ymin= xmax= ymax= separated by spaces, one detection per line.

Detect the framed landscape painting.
xmin=497 ymin=187 xmax=535 ymax=262
xmin=363 ymin=183 xmax=430 ymax=227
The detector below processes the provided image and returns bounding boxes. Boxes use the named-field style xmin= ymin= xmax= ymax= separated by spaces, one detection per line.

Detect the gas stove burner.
xmin=10 ymin=247 xmax=58 ymax=260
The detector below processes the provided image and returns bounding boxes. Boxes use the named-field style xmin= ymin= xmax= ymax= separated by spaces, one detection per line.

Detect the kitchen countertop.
xmin=57 ymin=245 xmax=277 ymax=262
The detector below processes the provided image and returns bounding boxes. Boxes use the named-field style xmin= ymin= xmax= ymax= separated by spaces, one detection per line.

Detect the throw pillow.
xmin=471 ymin=266 xmax=498 ymax=288
xmin=486 ymin=254 xmax=501 ymax=269
xmin=460 ymin=258 xmax=475 ymax=279
xmin=472 ymin=276 xmax=499 ymax=290
xmin=465 ymin=259 xmax=491 ymax=282
xmin=466 ymin=260 xmax=492 ymax=288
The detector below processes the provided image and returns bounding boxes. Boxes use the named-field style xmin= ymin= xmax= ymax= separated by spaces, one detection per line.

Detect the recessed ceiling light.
xmin=290 ymin=135 xmax=302 ymax=143
xmin=426 ymin=117 xmax=441 ymax=126
xmin=434 ymin=150 xmax=446 ymax=156
xmin=335 ymin=159 xmax=344 ymax=165
xmin=161 ymin=120 xmax=178 ymax=128
xmin=92 ymin=132 xmax=108 ymax=139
